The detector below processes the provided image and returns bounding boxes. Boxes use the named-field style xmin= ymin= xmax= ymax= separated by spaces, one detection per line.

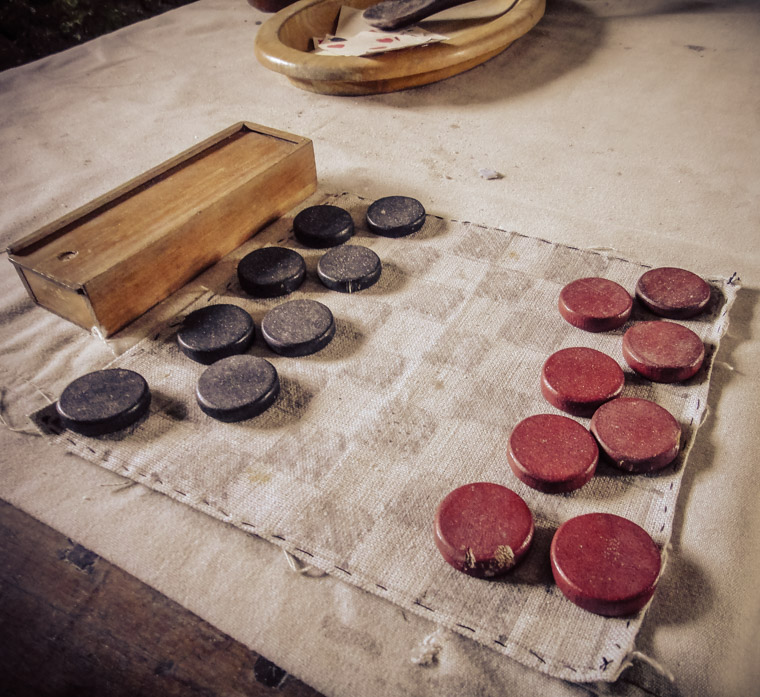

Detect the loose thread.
xmin=0 ymin=409 xmax=41 ymax=436
xmin=90 ymin=326 xmax=107 ymax=341
xmin=100 ymin=480 xmax=137 ymax=493
xmin=0 ymin=386 xmax=50 ymax=436
xmin=282 ymin=550 xmax=327 ymax=578
xmin=530 ymin=649 xmax=547 ymax=665
xmin=411 ymin=629 xmax=444 ymax=667
xmin=656 ymin=543 xmax=672 ymax=583
xmin=628 ymin=651 xmax=675 ymax=684
xmin=30 ymin=383 xmax=55 ymax=405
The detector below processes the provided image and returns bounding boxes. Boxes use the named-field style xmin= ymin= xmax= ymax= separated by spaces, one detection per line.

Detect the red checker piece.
xmin=636 ymin=267 xmax=711 ymax=319
xmin=622 ymin=321 xmax=704 ymax=383
xmin=558 ymin=277 xmax=633 ymax=332
xmin=550 ymin=513 xmax=662 ymax=616
xmin=591 ymin=397 xmax=681 ymax=473
xmin=541 ymin=347 xmax=625 ymax=417
xmin=507 ymin=414 xmax=598 ymax=493
xmin=434 ymin=482 xmax=534 ymax=578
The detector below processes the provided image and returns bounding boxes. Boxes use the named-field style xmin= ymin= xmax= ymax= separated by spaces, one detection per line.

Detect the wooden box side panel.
xmin=20 ymin=270 xmax=97 ymax=331
xmin=85 ymin=141 xmax=317 ymax=335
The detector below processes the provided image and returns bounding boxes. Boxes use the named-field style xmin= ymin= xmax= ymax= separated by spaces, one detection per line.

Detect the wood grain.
xmin=7 ymin=122 xmax=317 ymax=336
xmin=254 ymin=0 xmax=545 ymax=95
xmin=0 ymin=498 xmax=323 ymax=697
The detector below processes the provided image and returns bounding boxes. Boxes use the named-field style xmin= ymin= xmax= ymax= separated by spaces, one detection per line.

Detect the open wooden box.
xmin=7 ymin=122 xmax=317 ymax=337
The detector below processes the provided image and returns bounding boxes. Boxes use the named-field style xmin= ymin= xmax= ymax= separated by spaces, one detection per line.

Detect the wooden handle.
xmin=363 ymin=0 xmax=478 ymax=30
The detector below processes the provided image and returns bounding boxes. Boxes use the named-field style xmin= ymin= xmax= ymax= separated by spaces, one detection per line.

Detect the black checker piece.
xmin=56 ymin=368 xmax=151 ymax=436
xmin=196 ymin=355 xmax=280 ymax=422
xmin=238 ymin=247 xmax=306 ymax=298
xmin=261 ymin=299 xmax=335 ymax=357
xmin=366 ymin=196 xmax=425 ymax=237
xmin=177 ymin=304 xmax=254 ymax=365
xmin=293 ymin=205 xmax=354 ymax=248
xmin=317 ymin=245 xmax=381 ymax=293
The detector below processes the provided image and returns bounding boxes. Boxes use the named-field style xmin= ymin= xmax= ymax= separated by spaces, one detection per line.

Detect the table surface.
xmin=0 ymin=499 xmax=323 ymax=697
xmin=1 ymin=1 xmax=759 ymax=696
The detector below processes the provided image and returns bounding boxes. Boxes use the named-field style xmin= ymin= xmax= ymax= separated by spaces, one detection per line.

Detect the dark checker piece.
xmin=558 ymin=277 xmax=633 ymax=332
xmin=366 ymin=196 xmax=426 ymax=237
xmin=261 ymin=299 xmax=336 ymax=357
xmin=591 ymin=397 xmax=681 ymax=473
xmin=541 ymin=347 xmax=625 ymax=417
xmin=317 ymin=245 xmax=382 ymax=293
xmin=550 ymin=513 xmax=662 ymax=616
xmin=434 ymin=482 xmax=534 ymax=578
xmin=636 ymin=267 xmax=711 ymax=319
xmin=507 ymin=414 xmax=598 ymax=493
xmin=177 ymin=304 xmax=255 ymax=365
xmin=196 ymin=355 xmax=280 ymax=422
xmin=56 ymin=368 xmax=151 ymax=436
xmin=293 ymin=205 xmax=354 ymax=248
xmin=622 ymin=320 xmax=704 ymax=383
xmin=237 ymin=247 xmax=306 ymax=298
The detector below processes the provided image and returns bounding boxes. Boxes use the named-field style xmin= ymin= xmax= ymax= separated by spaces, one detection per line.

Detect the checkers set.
xmin=39 ymin=192 xmax=737 ymax=680
xmin=58 ymin=196 xmax=707 ymax=617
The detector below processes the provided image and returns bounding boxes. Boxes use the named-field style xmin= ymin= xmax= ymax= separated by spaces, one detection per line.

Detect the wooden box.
xmin=7 ymin=122 xmax=317 ymax=337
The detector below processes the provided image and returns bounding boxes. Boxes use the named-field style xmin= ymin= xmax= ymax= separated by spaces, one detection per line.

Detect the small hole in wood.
xmin=57 ymin=250 xmax=78 ymax=261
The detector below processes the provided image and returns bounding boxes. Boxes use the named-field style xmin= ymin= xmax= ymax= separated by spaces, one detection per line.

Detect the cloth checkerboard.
xmin=34 ymin=192 xmax=738 ymax=682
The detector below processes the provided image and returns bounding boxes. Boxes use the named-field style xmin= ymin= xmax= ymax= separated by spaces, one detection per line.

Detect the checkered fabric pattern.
xmin=35 ymin=193 xmax=738 ymax=682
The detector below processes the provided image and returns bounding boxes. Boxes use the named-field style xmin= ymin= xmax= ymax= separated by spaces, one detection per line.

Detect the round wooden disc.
xmin=261 ymin=299 xmax=336 ymax=356
xmin=550 ymin=513 xmax=661 ymax=616
xmin=434 ymin=482 xmax=534 ymax=578
xmin=541 ymin=347 xmax=625 ymax=417
xmin=196 ymin=355 xmax=280 ymax=422
xmin=507 ymin=414 xmax=598 ymax=493
xmin=558 ymin=277 xmax=632 ymax=332
xmin=635 ymin=267 xmax=711 ymax=319
xmin=293 ymin=205 xmax=354 ymax=248
xmin=238 ymin=246 xmax=306 ymax=298
xmin=177 ymin=304 xmax=255 ymax=365
xmin=591 ymin=397 xmax=681 ymax=473
xmin=366 ymin=196 xmax=425 ymax=238
xmin=317 ymin=244 xmax=381 ymax=292
xmin=622 ymin=321 xmax=704 ymax=383
xmin=57 ymin=369 xmax=151 ymax=436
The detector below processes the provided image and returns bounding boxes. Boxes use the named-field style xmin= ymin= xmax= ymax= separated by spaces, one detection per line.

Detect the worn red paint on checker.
xmin=541 ymin=347 xmax=625 ymax=416
xmin=558 ymin=277 xmax=633 ymax=332
xmin=636 ymin=267 xmax=711 ymax=319
xmin=434 ymin=482 xmax=534 ymax=578
xmin=507 ymin=414 xmax=598 ymax=493
xmin=550 ymin=513 xmax=661 ymax=616
xmin=622 ymin=321 xmax=704 ymax=383
xmin=591 ymin=397 xmax=681 ymax=473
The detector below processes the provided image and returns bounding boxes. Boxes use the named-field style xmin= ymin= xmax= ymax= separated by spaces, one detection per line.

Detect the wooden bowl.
xmin=254 ymin=0 xmax=545 ymax=95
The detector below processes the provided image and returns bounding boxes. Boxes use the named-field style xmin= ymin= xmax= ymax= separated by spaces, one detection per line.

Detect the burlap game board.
xmin=35 ymin=192 xmax=738 ymax=682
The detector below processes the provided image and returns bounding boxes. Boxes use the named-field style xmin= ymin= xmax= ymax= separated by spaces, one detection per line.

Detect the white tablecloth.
xmin=1 ymin=1 xmax=758 ymax=695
